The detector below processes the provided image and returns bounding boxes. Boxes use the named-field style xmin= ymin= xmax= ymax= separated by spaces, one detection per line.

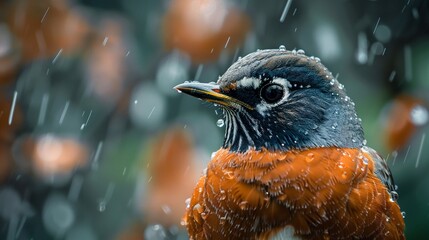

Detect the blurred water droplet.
xmin=130 ymin=84 xmax=166 ymax=129
xmin=102 ymin=37 xmax=108 ymax=46
xmin=219 ymin=190 xmax=226 ymax=200
xmin=297 ymin=49 xmax=305 ymax=54
xmin=390 ymin=191 xmax=399 ymax=201
xmin=216 ymin=119 xmax=225 ymax=127
xmin=410 ymin=105 xmax=428 ymax=126
xmin=64 ymin=224 xmax=97 ymax=240
xmin=193 ymin=203 xmax=203 ymax=217
xmin=223 ymin=170 xmax=234 ymax=179
xmin=0 ymin=24 xmax=13 ymax=57
xmin=98 ymin=200 xmax=106 ymax=212
xmin=279 ymin=45 xmax=286 ymax=51
xmin=156 ymin=52 xmax=190 ymax=96
xmin=162 ymin=205 xmax=171 ymax=214
xmin=239 ymin=201 xmax=248 ymax=210
xmin=306 ymin=153 xmax=314 ymax=162
xmin=185 ymin=198 xmax=191 ymax=209
xmin=43 ymin=194 xmax=75 ymax=237
xmin=401 ymin=211 xmax=406 ymax=219
xmin=362 ymin=139 xmax=367 ymax=145
xmin=363 ymin=158 xmax=369 ymax=165
xmin=144 ymin=224 xmax=167 ymax=240
xmin=0 ymin=188 xmax=25 ymax=219
xmin=356 ymin=32 xmax=368 ymax=64
xmin=219 ymin=215 xmax=227 ymax=225
xmin=374 ymin=24 xmax=391 ymax=43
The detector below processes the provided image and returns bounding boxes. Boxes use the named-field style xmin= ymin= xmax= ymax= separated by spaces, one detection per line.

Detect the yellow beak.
xmin=174 ymin=82 xmax=253 ymax=110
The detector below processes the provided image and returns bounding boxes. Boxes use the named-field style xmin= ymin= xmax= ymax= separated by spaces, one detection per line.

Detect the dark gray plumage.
xmin=216 ymin=49 xmax=365 ymax=152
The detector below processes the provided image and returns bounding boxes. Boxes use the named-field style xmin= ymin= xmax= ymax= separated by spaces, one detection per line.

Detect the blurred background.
xmin=0 ymin=0 xmax=428 ymax=239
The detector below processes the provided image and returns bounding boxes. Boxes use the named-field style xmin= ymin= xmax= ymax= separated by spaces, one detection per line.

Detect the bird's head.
xmin=175 ymin=49 xmax=365 ymax=152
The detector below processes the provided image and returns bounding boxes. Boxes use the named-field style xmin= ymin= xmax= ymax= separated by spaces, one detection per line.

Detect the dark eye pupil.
xmin=261 ymin=84 xmax=284 ymax=104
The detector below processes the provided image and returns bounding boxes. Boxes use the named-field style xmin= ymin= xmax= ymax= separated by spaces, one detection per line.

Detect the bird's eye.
xmin=260 ymin=84 xmax=284 ymax=104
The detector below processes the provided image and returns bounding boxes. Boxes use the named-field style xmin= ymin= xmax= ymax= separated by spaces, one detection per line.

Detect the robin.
xmin=175 ymin=48 xmax=405 ymax=239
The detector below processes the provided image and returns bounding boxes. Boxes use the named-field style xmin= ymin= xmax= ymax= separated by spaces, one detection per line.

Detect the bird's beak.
xmin=174 ymin=82 xmax=253 ymax=110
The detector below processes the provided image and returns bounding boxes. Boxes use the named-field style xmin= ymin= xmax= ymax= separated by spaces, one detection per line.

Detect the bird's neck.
xmin=222 ymin=100 xmax=365 ymax=152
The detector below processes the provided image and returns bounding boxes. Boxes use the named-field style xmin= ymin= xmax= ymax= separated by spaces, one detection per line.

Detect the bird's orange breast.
xmin=183 ymin=147 xmax=405 ymax=240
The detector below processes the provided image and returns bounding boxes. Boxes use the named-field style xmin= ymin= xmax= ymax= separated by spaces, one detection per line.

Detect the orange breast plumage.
xmin=183 ymin=147 xmax=405 ymax=240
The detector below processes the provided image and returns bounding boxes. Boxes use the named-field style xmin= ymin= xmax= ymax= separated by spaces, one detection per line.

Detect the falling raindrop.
xmin=415 ymin=133 xmax=425 ymax=168
xmin=404 ymin=46 xmax=412 ymax=81
xmin=279 ymin=0 xmax=293 ymax=23
xmin=216 ymin=119 xmax=225 ymax=127
xmin=52 ymin=49 xmax=63 ymax=64
xmin=8 ymin=91 xmax=17 ymax=125
xmin=372 ymin=17 xmax=381 ymax=35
